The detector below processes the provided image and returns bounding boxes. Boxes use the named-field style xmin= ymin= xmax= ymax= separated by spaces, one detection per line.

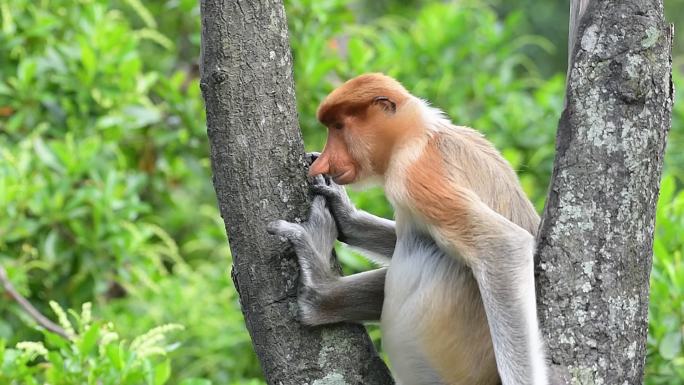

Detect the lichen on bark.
xmin=536 ymin=1 xmax=673 ymax=384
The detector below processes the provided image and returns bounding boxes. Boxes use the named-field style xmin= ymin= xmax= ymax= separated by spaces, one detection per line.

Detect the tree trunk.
xmin=536 ymin=1 xmax=673 ymax=384
xmin=198 ymin=1 xmax=392 ymax=384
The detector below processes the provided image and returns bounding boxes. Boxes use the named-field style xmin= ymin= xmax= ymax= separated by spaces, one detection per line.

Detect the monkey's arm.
xmin=268 ymin=195 xmax=385 ymax=324
xmin=467 ymin=218 xmax=546 ymax=385
xmin=408 ymin=181 xmax=547 ymax=385
xmin=313 ymin=180 xmax=397 ymax=261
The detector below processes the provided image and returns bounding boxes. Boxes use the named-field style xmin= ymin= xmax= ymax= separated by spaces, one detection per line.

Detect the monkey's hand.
xmin=305 ymin=152 xmax=360 ymax=242
xmin=309 ymin=176 xmax=359 ymax=243
xmin=311 ymin=175 xmax=397 ymax=261
xmin=305 ymin=152 xmax=359 ymax=242
xmin=267 ymin=195 xmax=341 ymax=325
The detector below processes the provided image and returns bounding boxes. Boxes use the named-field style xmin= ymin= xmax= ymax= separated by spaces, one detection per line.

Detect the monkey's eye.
xmin=373 ymin=96 xmax=397 ymax=114
xmin=332 ymin=122 xmax=344 ymax=130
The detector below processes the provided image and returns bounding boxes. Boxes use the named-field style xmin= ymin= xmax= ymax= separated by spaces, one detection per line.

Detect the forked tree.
xmin=199 ymin=0 xmax=673 ymax=384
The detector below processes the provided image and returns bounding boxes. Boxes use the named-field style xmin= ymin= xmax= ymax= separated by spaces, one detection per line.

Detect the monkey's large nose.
xmin=308 ymin=154 xmax=330 ymax=177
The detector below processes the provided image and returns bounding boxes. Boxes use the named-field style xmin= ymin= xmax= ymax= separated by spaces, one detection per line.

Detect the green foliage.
xmin=101 ymin=260 xmax=262 ymax=383
xmin=1 ymin=302 xmax=186 ymax=385
xmin=0 ymin=0 xmax=256 ymax=383
xmin=647 ymin=175 xmax=684 ymax=384
xmin=0 ymin=0 xmax=682 ymax=384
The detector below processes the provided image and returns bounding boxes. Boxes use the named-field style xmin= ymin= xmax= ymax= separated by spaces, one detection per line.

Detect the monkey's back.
xmin=382 ymin=229 xmax=500 ymax=385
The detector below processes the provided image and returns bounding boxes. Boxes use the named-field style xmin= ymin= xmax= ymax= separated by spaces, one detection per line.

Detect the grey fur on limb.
xmin=267 ymin=191 xmax=387 ymax=325
xmin=312 ymin=181 xmax=397 ymax=261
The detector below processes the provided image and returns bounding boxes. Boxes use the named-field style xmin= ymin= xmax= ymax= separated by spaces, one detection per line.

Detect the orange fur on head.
xmin=309 ymin=73 xmax=419 ymax=184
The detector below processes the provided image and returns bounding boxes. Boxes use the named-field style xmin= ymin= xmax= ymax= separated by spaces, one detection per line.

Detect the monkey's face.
xmin=309 ymin=98 xmax=398 ymax=185
xmin=309 ymin=73 xmax=413 ymax=185
xmin=308 ymin=111 xmax=371 ymax=185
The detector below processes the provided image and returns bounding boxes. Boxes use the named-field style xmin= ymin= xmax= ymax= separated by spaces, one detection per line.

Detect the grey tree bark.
xmin=198 ymin=1 xmax=392 ymax=384
xmin=537 ymin=1 xmax=673 ymax=384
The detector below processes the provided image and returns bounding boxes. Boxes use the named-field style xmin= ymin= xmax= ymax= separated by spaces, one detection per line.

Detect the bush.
xmin=0 ymin=0 xmax=682 ymax=384
xmin=0 ymin=1 xmax=255 ymax=383
xmin=1 ymin=302 xmax=188 ymax=385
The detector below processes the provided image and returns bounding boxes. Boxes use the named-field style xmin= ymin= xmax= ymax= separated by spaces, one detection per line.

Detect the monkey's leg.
xmin=299 ymin=268 xmax=386 ymax=324
xmin=268 ymin=195 xmax=385 ymax=324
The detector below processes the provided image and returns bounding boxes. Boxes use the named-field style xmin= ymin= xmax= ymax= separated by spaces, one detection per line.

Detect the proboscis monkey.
xmin=268 ymin=73 xmax=548 ymax=385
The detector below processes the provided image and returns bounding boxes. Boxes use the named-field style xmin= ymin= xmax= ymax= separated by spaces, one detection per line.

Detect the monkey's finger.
xmin=305 ymin=152 xmax=321 ymax=165
xmin=266 ymin=220 xmax=305 ymax=241
xmin=311 ymin=184 xmax=338 ymax=199
xmin=305 ymin=195 xmax=337 ymax=236
xmin=311 ymin=174 xmax=328 ymax=187
xmin=312 ymin=183 xmax=351 ymax=207
xmin=267 ymin=220 xmax=326 ymax=258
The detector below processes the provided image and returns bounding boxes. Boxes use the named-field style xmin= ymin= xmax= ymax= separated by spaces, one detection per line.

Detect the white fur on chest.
xmin=383 ymin=142 xmax=424 ymax=209
xmin=381 ymin=230 xmax=452 ymax=385
xmin=383 ymin=98 xmax=450 ymax=216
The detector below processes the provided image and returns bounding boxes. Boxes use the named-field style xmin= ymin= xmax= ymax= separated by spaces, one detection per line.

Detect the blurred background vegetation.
xmin=0 ymin=0 xmax=682 ymax=384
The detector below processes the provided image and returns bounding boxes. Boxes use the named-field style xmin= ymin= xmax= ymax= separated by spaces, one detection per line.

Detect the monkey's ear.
xmin=372 ymin=96 xmax=396 ymax=114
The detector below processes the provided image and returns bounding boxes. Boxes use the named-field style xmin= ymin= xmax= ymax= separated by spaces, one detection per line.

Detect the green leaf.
xmin=502 ymin=148 xmax=522 ymax=169
xmin=659 ymin=175 xmax=675 ymax=204
xmin=106 ymin=343 xmax=124 ymax=370
xmin=136 ymin=29 xmax=174 ymax=50
xmin=80 ymin=41 xmax=97 ymax=81
xmin=123 ymin=105 xmax=162 ymax=129
xmin=33 ymin=138 xmax=65 ymax=174
xmin=78 ymin=323 xmax=100 ymax=357
xmin=123 ymin=0 xmax=157 ymax=28
xmin=43 ymin=329 xmax=69 ymax=351
xmin=0 ymin=0 xmax=15 ymax=35
xmin=660 ymin=331 xmax=683 ymax=360
xmin=17 ymin=59 xmax=37 ymax=85
xmin=154 ymin=358 xmax=171 ymax=385
xmin=47 ymin=351 xmax=64 ymax=371
xmin=179 ymin=379 xmax=212 ymax=385
xmin=43 ymin=229 xmax=58 ymax=263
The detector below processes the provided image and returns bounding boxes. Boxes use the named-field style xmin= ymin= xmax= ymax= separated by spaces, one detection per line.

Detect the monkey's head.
xmin=308 ymin=73 xmax=419 ymax=185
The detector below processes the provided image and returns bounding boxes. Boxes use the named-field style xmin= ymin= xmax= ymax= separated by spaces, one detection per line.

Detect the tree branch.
xmin=0 ymin=265 xmax=71 ymax=340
